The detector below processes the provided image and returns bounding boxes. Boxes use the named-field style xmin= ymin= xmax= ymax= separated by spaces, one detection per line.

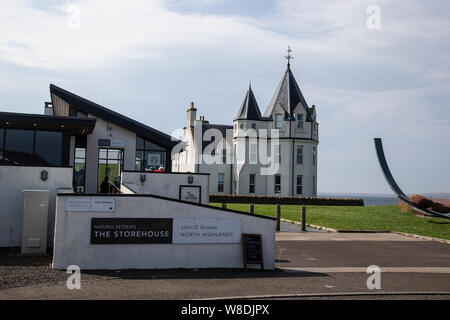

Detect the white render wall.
xmin=53 ymin=195 xmax=275 ymax=270
xmin=175 ymin=103 xmax=318 ymax=197
xmin=0 ymin=166 xmax=72 ymax=247
xmin=85 ymin=116 xmax=137 ymax=193
xmin=121 ymin=171 xmax=210 ymax=204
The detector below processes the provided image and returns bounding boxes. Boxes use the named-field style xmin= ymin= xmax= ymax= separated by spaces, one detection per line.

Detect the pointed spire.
xmin=234 ymin=84 xmax=262 ymax=121
xmin=263 ymin=58 xmax=313 ymax=122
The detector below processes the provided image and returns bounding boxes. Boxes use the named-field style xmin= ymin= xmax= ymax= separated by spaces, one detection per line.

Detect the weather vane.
xmin=285 ymin=46 xmax=293 ymax=67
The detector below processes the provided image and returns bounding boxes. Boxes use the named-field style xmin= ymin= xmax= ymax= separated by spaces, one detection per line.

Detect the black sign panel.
xmin=91 ymin=218 xmax=173 ymax=244
xmin=242 ymin=233 xmax=264 ymax=270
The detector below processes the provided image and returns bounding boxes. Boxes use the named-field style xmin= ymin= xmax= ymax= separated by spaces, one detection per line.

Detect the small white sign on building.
xmin=90 ymin=198 xmax=115 ymax=212
xmin=179 ymin=186 xmax=201 ymax=204
xmin=173 ymin=218 xmax=241 ymax=244
xmin=66 ymin=197 xmax=91 ymax=211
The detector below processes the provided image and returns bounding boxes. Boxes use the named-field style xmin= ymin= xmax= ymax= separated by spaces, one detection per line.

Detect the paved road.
xmin=0 ymin=231 xmax=449 ymax=299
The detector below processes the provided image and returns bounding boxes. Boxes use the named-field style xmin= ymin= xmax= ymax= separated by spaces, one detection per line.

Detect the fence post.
xmin=222 ymin=202 xmax=227 ymax=209
xmin=249 ymin=203 xmax=254 ymax=214
xmin=301 ymin=206 xmax=306 ymax=232
xmin=276 ymin=204 xmax=281 ymax=231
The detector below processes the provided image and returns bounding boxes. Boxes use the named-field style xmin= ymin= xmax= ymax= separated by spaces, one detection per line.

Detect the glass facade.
xmin=35 ymin=131 xmax=62 ymax=166
xmin=97 ymin=148 xmax=123 ymax=192
xmin=73 ymin=135 xmax=87 ymax=193
xmin=135 ymin=137 xmax=167 ymax=171
xmin=69 ymin=106 xmax=88 ymax=118
xmin=0 ymin=128 xmax=69 ymax=166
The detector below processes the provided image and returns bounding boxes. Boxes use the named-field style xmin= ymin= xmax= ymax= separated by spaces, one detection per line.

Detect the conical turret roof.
xmin=234 ymin=84 xmax=262 ymax=121
xmin=263 ymin=66 xmax=312 ymax=121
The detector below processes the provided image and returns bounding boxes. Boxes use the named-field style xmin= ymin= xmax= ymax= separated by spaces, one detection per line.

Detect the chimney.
xmin=44 ymin=101 xmax=54 ymax=115
xmin=197 ymin=115 xmax=209 ymax=124
xmin=186 ymin=101 xmax=197 ymax=128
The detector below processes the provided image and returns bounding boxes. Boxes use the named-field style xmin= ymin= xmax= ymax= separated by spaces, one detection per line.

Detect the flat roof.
xmin=0 ymin=111 xmax=96 ymax=135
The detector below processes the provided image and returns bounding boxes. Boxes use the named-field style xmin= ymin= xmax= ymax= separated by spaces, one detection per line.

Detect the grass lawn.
xmin=210 ymin=203 xmax=450 ymax=240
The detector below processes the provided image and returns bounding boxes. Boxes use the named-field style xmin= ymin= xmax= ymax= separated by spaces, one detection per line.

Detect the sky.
xmin=0 ymin=0 xmax=449 ymax=195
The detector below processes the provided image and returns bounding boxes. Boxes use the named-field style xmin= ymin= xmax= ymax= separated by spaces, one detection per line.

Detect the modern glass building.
xmin=0 ymin=84 xmax=178 ymax=193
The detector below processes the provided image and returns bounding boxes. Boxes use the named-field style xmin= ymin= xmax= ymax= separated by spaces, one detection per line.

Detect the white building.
xmin=173 ymin=60 xmax=319 ymax=196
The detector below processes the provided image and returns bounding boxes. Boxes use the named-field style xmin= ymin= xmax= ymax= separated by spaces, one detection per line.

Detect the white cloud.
xmin=0 ymin=0 xmax=288 ymax=70
xmin=0 ymin=0 xmax=449 ymax=193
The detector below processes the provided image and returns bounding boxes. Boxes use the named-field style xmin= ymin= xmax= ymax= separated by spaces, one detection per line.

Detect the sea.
xmin=319 ymin=193 xmax=399 ymax=206
xmin=318 ymin=193 xmax=450 ymax=206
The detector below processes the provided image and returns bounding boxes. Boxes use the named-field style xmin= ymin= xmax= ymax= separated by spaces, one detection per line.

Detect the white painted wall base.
xmin=0 ymin=166 xmax=72 ymax=247
xmin=53 ymin=194 xmax=275 ymax=270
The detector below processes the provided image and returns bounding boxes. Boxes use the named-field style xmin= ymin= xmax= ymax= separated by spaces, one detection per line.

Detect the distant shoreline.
xmin=318 ymin=193 xmax=450 ymax=206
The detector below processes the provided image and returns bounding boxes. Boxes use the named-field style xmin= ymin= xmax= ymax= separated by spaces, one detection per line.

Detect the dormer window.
xmin=296 ymin=114 xmax=304 ymax=129
xmin=275 ymin=113 xmax=283 ymax=129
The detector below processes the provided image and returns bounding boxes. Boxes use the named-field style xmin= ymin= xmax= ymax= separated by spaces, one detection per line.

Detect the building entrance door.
xmin=97 ymin=148 xmax=123 ymax=192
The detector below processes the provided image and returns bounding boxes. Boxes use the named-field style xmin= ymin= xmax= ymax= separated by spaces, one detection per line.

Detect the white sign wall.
xmin=65 ymin=197 xmax=115 ymax=212
xmin=173 ymin=218 xmax=241 ymax=244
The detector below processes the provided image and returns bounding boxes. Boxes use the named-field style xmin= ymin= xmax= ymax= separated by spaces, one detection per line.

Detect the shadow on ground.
xmin=0 ymin=249 xmax=327 ymax=291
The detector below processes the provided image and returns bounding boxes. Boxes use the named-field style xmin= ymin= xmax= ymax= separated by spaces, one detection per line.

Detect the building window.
xmin=69 ymin=106 xmax=88 ymax=118
xmin=251 ymin=123 xmax=257 ymax=130
xmin=1 ymin=129 xmax=68 ymax=166
xmin=274 ymin=174 xmax=281 ymax=193
xmin=275 ymin=113 xmax=283 ymax=129
xmin=222 ymin=148 xmax=227 ymax=164
xmin=73 ymin=135 xmax=87 ymax=193
xmin=136 ymin=136 xmax=167 ymax=171
xmin=73 ymin=148 xmax=86 ymax=192
xmin=296 ymin=175 xmax=303 ymax=195
xmin=98 ymin=148 xmax=123 ymax=192
xmin=218 ymin=173 xmax=225 ymax=193
xmin=5 ymin=129 xmax=34 ymax=155
xmin=313 ymin=147 xmax=316 ymax=166
xmin=296 ymin=114 xmax=304 ymax=129
xmin=249 ymin=174 xmax=255 ymax=193
xmin=296 ymin=145 xmax=303 ymax=164
xmin=35 ymin=131 xmax=62 ymax=166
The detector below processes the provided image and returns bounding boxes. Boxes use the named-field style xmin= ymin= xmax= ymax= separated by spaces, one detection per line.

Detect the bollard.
xmin=276 ymin=204 xmax=281 ymax=231
xmin=301 ymin=206 xmax=306 ymax=232
xmin=222 ymin=202 xmax=227 ymax=209
xmin=249 ymin=203 xmax=254 ymax=214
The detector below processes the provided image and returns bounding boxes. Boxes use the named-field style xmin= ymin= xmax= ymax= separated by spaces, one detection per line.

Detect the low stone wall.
xmin=53 ymin=194 xmax=275 ymax=270
xmin=209 ymin=194 xmax=364 ymax=206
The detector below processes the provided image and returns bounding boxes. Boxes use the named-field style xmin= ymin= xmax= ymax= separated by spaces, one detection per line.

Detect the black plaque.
xmin=91 ymin=218 xmax=173 ymax=244
xmin=242 ymin=233 xmax=264 ymax=270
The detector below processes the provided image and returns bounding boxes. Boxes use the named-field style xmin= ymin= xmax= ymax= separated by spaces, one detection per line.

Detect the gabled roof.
xmin=200 ymin=123 xmax=233 ymax=152
xmin=234 ymin=85 xmax=262 ymax=121
xmin=49 ymin=84 xmax=178 ymax=149
xmin=263 ymin=66 xmax=313 ymax=121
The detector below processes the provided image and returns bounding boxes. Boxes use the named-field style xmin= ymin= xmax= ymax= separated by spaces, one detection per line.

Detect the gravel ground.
xmin=0 ymin=250 xmax=67 ymax=290
xmin=0 ymin=248 xmax=275 ymax=291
